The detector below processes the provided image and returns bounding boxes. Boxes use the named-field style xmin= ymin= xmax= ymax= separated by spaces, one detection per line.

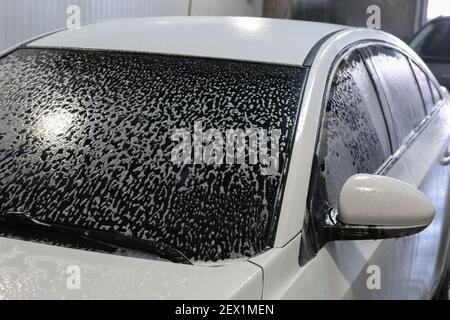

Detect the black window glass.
xmin=411 ymin=61 xmax=435 ymax=113
xmin=0 ymin=48 xmax=307 ymax=262
xmin=369 ymin=47 xmax=426 ymax=144
xmin=411 ymin=19 xmax=450 ymax=60
xmin=318 ymin=51 xmax=390 ymax=208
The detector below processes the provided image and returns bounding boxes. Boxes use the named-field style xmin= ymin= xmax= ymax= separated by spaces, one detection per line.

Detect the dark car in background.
xmin=411 ymin=16 xmax=450 ymax=90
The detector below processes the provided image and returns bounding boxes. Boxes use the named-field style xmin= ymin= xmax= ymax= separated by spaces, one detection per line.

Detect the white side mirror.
xmin=336 ymin=174 xmax=435 ymax=239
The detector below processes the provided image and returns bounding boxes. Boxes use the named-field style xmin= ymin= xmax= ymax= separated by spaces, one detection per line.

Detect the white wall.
xmin=191 ymin=0 xmax=263 ymax=17
xmin=0 ymin=0 xmax=263 ymax=53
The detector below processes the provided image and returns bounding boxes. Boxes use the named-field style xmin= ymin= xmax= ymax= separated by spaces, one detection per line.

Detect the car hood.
xmin=0 ymin=237 xmax=262 ymax=299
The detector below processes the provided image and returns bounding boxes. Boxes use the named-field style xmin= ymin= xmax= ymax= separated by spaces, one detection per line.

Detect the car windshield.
xmin=411 ymin=19 xmax=450 ymax=61
xmin=0 ymin=48 xmax=306 ymax=262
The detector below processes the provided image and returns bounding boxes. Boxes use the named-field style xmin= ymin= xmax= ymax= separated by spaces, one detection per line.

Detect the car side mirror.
xmin=333 ymin=174 xmax=435 ymax=240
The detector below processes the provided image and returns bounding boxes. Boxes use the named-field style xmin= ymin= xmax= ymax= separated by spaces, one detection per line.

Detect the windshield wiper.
xmin=0 ymin=211 xmax=192 ymax=265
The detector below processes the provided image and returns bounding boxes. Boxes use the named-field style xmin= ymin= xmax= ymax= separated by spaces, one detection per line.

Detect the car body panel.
xmin=0 ymin=237 xmax=262 ymax=299
xmin=27 ymin=16 xmax=346 ymax=66
xmin=250 ymin=234 xmax=328 ymax=299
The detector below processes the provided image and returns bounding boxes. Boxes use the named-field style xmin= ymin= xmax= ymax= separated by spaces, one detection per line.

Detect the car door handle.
xmin=442 ymin=148 xmax=450 ymax=165
xmin=443 ymin=156 xmax=450 ymax=166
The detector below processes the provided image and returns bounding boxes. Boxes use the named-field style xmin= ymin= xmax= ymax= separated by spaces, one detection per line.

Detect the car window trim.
xmin=408 ymin=58 xmax=430 ymax=115
xmin=359 ymin=46 xmax=398 ymax=152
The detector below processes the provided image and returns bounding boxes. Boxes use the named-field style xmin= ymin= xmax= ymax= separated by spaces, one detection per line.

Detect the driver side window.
xmin=300 ymin=49 xmax=392 ymax=263
xmin=316 ymin=50 xmax=391 ymax=207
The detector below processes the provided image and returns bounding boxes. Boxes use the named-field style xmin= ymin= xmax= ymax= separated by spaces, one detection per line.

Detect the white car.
xmin=0 ymin=17 xmax=449 ymax=300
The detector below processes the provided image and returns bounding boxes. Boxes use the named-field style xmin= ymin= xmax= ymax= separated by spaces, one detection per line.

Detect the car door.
xmin=362 ymin=45 xmax=450 ymax=299
xmin=303 ymin=44 xmax=450 ymax=299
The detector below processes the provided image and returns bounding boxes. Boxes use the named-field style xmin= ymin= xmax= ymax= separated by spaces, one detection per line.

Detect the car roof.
xmin=432 ymin=16 xmax=450 ymax=22
xmin=27 ymin=16 xmax=349 ymax=66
